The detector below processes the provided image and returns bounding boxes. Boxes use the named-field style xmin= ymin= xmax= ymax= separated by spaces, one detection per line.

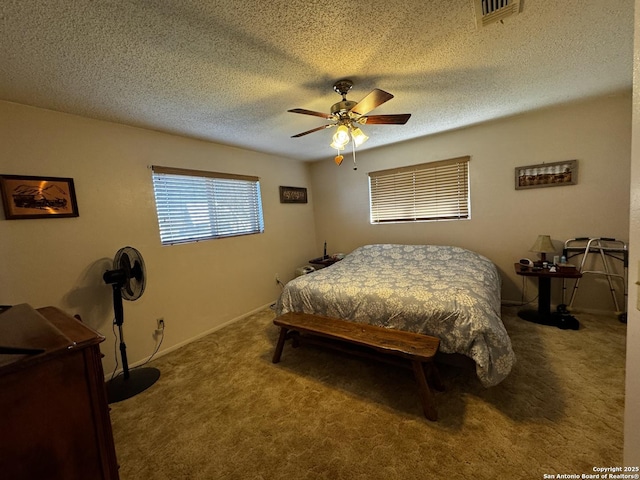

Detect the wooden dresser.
xmin=0 ymin=304 xmax=119 ymax=480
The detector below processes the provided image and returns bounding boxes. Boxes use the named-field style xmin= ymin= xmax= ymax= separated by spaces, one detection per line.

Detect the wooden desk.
xmin=514 ymin=263 xmax=582 ymax=326
xmin=0 ymin=304 xmax=119 ymax=479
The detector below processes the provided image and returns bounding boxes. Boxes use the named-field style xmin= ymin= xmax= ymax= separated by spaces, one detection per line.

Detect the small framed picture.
xmin=0 ymin=174 xmax=79 ymax=219
xmin=515 ymin=160 xmax=578 ymax=190
xmin=279 ymin=186 xmax=307 ymax=204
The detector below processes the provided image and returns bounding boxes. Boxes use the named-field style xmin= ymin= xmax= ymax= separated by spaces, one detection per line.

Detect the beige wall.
xmin=0 ymin=100 xmax=317 ymax=374
xmin=310 ymin=93 xmax=632 ymax=312
xmin=1 ymin=89 xmax=636 ymax=460
xmin=623 ymin=0 xmax=640 ymax=465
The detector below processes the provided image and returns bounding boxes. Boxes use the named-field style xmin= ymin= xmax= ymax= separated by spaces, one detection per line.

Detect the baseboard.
xmin=501 ymin=299 xmax=530 ymax=307
xmin=104 ymin=301 xmax=274 ymax=381
xmin=501 ymin=299 xmax=623 ymax=316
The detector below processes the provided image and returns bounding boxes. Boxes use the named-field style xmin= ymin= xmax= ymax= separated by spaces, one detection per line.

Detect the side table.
xmin=309 ymin=255 xmax=343 ymax=268
xmin=514 ymin=263 xmax=582 ymax=328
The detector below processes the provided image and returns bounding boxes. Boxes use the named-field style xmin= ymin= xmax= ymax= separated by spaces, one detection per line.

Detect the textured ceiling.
xmin=0 ymin=0 xmax=634 ymax=162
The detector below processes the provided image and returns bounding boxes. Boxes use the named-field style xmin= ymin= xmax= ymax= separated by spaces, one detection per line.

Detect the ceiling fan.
xmin=288 ymin=79 xmax=411 ymax=166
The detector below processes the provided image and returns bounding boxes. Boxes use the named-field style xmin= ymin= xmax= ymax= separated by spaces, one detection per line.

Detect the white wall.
xmin=623 ymin=0 xmax=640 ymax=465
xmin=310 ymin=94 xmax=632 ymax=312
xmin=0 ymin=100 xmax=317 ymax=374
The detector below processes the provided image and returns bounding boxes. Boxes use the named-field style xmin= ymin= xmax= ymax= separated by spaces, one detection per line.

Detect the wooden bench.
xmin=272 ymin=312 xmax=443 ymax=421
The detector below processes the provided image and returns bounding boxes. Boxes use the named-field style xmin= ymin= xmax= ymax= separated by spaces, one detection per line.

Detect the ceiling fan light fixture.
xmin=351 ymin=127 xmax=369 ymax=147
xmin=288 ymin=80 xmax=410 ymax=162
xmin=332 ymin=125 xmax=350 ymax=147
xmin=330 ymin=139 xmax=346 ymax=150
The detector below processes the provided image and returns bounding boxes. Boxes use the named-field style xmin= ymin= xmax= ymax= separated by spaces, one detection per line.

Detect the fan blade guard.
xmin=113 ymin=246 xmax=146 ymax=301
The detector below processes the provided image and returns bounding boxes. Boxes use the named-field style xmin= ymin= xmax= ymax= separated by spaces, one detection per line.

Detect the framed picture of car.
xmin=0 ymin=174 xmax=79 ymax=219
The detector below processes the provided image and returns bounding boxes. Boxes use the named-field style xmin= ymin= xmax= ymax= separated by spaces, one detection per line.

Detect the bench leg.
xmin=412 ymin=360 xmax=438 ymax=421
xmin=425 ymin=362 xmax=445 ymax=392
xmin=272 ymin=327 xmax=288 ymax=363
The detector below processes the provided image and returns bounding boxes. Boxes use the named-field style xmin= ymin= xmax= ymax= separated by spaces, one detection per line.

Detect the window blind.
xmin=151 ymin=166 xmax=264 ymax=245
xmin=368 ymin=156 xmax=470 ymax=223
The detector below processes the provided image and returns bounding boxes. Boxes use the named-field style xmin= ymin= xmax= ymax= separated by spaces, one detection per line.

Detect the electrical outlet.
xmin=154 ymin=318 xmax=165 ymax=340
xmin=636 ymin=261 xmax=640 ymax=311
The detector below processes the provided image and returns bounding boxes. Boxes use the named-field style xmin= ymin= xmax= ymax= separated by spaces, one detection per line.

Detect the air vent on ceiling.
xmin=473 ymin=0 xmax=521 ymax=28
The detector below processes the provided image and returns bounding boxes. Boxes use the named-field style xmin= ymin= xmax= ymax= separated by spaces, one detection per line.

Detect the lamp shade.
xmin=351 ymin=127 xmax=369 ymax=147
xmin=330 ymin=139 xmax=345 ymax=150
xmin=332 ymin=125 xmax=350 ymax=147
xmin=530 ymin=235 xmax=555 ymax=254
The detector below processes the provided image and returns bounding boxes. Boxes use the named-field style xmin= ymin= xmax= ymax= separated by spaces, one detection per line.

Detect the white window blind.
xmin=368 ymin=156 xmax=470 ymax=223
xmin=151 ymin=166 xmax=264 ymax=245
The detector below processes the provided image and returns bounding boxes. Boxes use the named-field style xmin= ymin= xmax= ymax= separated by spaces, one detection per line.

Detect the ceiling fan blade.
xmin=288 ymin=108 xmax=333 ymax=119
xmin=360 ymin=114 xmax=411 ymax=125
xmin=291 ymin=125 xmax=334 ymax=138
xmin=351 ymin=89 xmax=394 ymax=116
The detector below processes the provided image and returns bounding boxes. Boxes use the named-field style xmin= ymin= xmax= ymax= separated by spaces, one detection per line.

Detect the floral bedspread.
xmin=276 ymin=244 xmax=515 ymax=387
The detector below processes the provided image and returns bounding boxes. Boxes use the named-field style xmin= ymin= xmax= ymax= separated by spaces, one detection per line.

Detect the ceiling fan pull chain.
xmin=352 ymin=141 xmax=357 ymax=171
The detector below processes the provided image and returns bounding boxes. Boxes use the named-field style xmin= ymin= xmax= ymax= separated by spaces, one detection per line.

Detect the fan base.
xmin=106 ymin=367 xmax=161 ymax=404
xmin=333 ymin=79 xmax=353 ymax=97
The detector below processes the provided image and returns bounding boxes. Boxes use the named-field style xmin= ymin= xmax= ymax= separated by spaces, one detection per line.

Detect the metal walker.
xmin=561 ymin=237 xmax=628 ymax=322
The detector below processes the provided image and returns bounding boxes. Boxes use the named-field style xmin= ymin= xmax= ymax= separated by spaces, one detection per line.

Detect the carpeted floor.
xmin=109 ymin=306 xmax=626 ymax=479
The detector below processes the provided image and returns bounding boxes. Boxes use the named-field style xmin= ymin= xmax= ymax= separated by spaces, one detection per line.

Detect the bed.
xmin=276 ymin=244 xmax=515 ymax=387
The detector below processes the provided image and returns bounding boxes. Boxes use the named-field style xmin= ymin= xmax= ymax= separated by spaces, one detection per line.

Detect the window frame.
xmin=368 ymin=156 xmax=470 ymax=224
xmin=151 ymin=165 xmax=264 ymax=246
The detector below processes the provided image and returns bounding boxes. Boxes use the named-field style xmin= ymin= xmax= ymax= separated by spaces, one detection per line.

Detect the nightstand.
xmin=514 ymin=263 xmax=582 ymax=327
xmin=309 ymin=255 xmax=342 ymax=268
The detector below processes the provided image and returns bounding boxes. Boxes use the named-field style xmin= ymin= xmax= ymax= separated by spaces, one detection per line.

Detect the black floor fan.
xmin=103 ymin=246 xmax=160 ymax=403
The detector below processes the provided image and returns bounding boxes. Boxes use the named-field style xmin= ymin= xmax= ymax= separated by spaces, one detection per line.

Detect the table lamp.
xmin=530 ymin=234 xmax=555 ymax=264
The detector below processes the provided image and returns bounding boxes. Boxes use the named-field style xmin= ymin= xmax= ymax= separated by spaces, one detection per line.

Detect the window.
xmin=151 ymin=166 xmax=264 ymax=245
xmin=368 ymin=156 xmax=470 ymax=224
